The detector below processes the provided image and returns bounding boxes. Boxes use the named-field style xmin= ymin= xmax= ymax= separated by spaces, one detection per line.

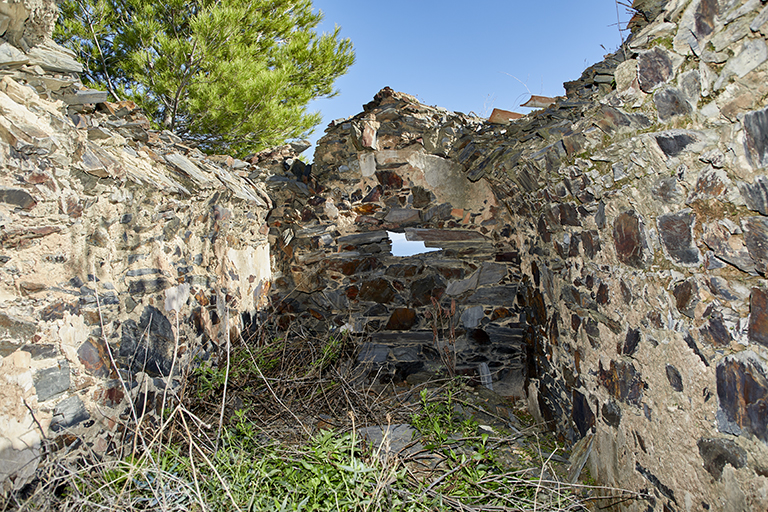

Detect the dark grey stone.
xmin=0 ymin=188 xmax=36 ymax=210
xmin=657 ymin=210 xmax=701 ymax=265
xmin=128 ymin=278 xmax=170 ymax=296
xmin=357 ymin=343 xmax=389 ymax=363
xmin=595 ymin=201 xmax=606 ymax=229
xmin=654 ymin=87 xmax=692 ymax=121
xmin=51 ymin=395 xmax=90 ymax=432
xmin=744 ymin=216 xmax=768 ymax=276
xmin=477 ymin=262 xmax=506 ymax=286
xmin=697 ymin=437 xmax=747 ymax=480
xmin=20 ymin=344 xmax=58 ymax=360
xmin=337 ymin=231 xmax=388 ymax=247
xmin=638 ymin=47 xmax=673 ymax=93
xmin=739 ymin=176 xmax=768 ymax=215
xmin=601 ymin=400 xmax=621 ymax=428
xmin=743 ymin=107 xmax=768 ymax=168
xmin=623 ymin=328 xmax=641 ymax=356
xmin=461 ymin=306 xmax=484 ymax=329
xmin=666 ymin=364 xmax=683 ymax=392
xmin=655 ymin=132 xmax=696 ymax=157
xmin=34 ymin=361 xmax=71 ymax=401
xmin=572 ymin=390 xmax=595 ymax=439
xmin=120 ymin=306 xmax=175 ymax=377
xmin=466 ymin=286 xmax=518 ymax=305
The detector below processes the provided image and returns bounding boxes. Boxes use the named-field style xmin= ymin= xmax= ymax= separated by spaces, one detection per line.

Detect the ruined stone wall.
xmin=265 ymin=87 xmax=527 ymax=393
xmin=466 ymin=0 xmax=768 ymax=509
xmin=0 ymin=0 xmax=276 ymax=494
xmin=289 ymin=0 xmax=768 ymax=509
xmin=1 ymin=0 xmax=767 ymax=509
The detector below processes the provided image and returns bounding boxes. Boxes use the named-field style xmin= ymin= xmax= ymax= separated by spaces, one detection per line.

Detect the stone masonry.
xmin=0 ymin=0 xmax=767 ymax=510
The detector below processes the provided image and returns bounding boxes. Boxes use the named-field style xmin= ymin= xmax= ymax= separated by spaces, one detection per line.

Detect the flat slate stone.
xmin=410 ymin=275 xmax=446 ymax=306
xmin=405 ymin=228 xmax=488 ymax=243
xmin=598 ymin=359 xmax=644 ymax=406
xmin=716 ymin=351 xmax=768 ymax=442
xmin=657 ymin=210 xmax=701 ymax=266
xmin=461 ymin=306 xmax=484 ymax=329
xmin=638 ymin=47 xmax=673 ymax=92
xmin=120 ymin=306 xmax=175 ymax=377
xmin=446 ymin=272 xmax=478 ymax=297
xmin=654 ymin=87 xmax=692 ymax=121
xmin=384 ymin=208 xmax=420 ymax=224
xmin=51 ymin=395 xmax=90 ymax=432
xmin=743 ymin=107 xmax=768 ymax=169
xmin=749 ymin=288 xmax=768 ymax=347
xmin=358 ymin=278 xmax=396 ymax=303
xmin=703 ymin=222 xmax=757 ymax=274
xmin=655 ymin=132 xmax=696 ymax=157
xmin=666 ymin=364 xmax=684 ymax=392
xmin=0 ymin=42 xmax=27 ymax=67
xmin=34 ymin=361 xmax=71 ymax=401
xmin=697 ymin=437 xmax=747 ymax=480
xmin=0 ymin=188 xmax=36 ymax=210
xmin=60 ymin=89 xmax=109 ymax=106
xmin=466 ymin=285 xmax=518 ymax=305
xmin=337 ymin=231 xmax=388 ymax=247
xmin=674 ymin=279 xmax=699 ymax=318
xmin=370 ymin=331 xmax=434 ymax=344
xmin=385 ymin=308 xmax=417 ymax=330
xmin=0 ymin=313 xmax=37 ymax=342
xmin=743 ymin=216 xmax=768 ymax=275
xmin=358 ymin=343 xmax=388 ymax=363
xmin=739 ymin=176 xmax=768 ymax=215
xmin=715 ymin=39 xmax=768 ymax=90
xmin=613 ymin=210 xmax=645 ymax=268
xmin=652 ymin=177 xmax=684 ymax=204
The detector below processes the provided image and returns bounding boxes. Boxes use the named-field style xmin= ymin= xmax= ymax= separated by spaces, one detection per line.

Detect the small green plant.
xmin=411 ymin=385 xmax=477 ymax=448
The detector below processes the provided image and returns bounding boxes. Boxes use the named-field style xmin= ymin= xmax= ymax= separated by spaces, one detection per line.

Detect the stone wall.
xmin=0 ymin=0 xmax=276 ymax=494
xmin=448 ymin=0 xmax=768 ymax=509
xmin=1 ymin=0 xmax=768 ymax=509
xmin=276 ymin=0 xmax=768 ymax=509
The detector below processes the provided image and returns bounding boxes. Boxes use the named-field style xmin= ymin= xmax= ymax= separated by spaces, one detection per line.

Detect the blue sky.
xmin=305 ymin=1 xmax=629 ymax=153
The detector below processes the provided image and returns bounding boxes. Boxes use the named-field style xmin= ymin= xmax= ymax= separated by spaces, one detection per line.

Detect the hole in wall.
xmin=387 ymin=231 xmax=440 ymax=257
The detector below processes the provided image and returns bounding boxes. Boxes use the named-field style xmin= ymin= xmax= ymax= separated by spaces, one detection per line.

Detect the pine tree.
xmin=55 ymin=0 xmax=355 ymax=156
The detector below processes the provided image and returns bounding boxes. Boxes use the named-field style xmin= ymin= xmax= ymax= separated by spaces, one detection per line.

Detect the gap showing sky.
xmin=305 ymin=1 xmax=630 ymax=154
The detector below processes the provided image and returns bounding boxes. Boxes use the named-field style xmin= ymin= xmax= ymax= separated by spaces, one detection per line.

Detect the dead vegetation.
xmin=2 ymin=310 xmax=646 ymax=511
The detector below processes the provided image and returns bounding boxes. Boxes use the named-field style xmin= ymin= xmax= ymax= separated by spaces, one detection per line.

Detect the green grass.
xmin=7 ymin=325 xmax=642 ymax=512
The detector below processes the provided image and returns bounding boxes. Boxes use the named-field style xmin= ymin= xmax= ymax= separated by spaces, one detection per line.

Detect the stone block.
xmin=749 ymin=288 xmax=768 ymax=347
xmin=33 ymin=361 xmax=70 ymax=401
xmin=637 ymin=47 xmax=673 ymax=92
xmin=654 ymin=87 xmax=692 ymax=121
xmin=739 ymin=176 xmax=768 ymax=215
xmin=51 ymin=395 xmax=90 ymax=432
xmin=716 ymin=351 xmax=768 ymax=442
xmin=697 ymin=437 xmax=747 ymax=480
xmin=613 ymin=210 xmax=646 ymax=268
xmin=743 ymin=107 xmax=768 ymax=169
xmin=357 ymin=278 xmax=396 ymax=304
xmin=743 ymin=216 xmax=768 ymax=275
xmin=658 ymin=210 xmax=701 ymax=266
xmin=461 ymin=306 xmax=484 ymax=329
xmin=385 ymin=308 xmax=417 ymax=330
